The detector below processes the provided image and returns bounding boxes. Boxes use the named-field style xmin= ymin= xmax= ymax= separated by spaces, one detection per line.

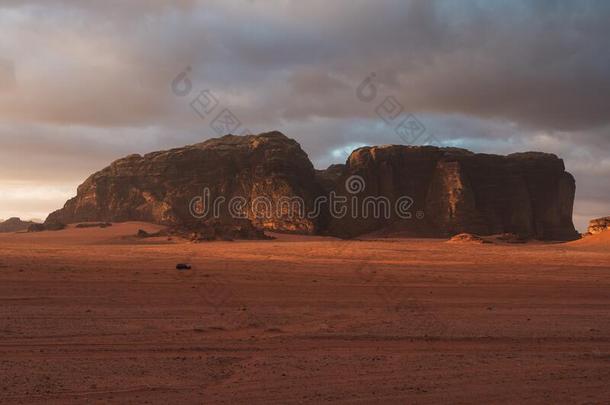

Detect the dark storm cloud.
xmin=3 ymin=0 xmax=609 ymax=130
xmin=0 ymin=0 xmax=608 ymax=228
xmin=0 ymin=0 xmax=198 ymax=16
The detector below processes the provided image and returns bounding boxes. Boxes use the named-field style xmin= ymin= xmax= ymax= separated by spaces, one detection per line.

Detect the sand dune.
xmin=1 ymin=223 xmax=610 ymax=403
xmin=568 ymin=230 xmax=610 ymax=249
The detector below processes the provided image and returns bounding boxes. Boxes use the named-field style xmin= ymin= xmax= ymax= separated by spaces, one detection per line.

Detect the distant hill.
xmin=0 ymin=217 xmax=37 ymax=233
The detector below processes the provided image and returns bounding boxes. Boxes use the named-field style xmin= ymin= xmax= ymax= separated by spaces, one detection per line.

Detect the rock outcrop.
xmin=27 ymin=222 xmax=65 ymax=232
xmin=0 ymin=217 xmax=38 ymax=233
xmin=323 ymin=146 xmax=579 ymax=240
xmin=46 ymin=132 xmax=323 ymax=235
xmin=47 ymin=132 xmax=580 ymax=241
xmin=75 ymin=222 xmax=112 ymax=229
xmin=447 ymin=233 xmax=491 ymax=244
xmin=588 ymin=216 xmax=610 ymax=235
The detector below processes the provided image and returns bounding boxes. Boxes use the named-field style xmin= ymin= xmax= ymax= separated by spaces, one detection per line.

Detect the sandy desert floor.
xmin=1 ymin=223 xmax=610 ymax=404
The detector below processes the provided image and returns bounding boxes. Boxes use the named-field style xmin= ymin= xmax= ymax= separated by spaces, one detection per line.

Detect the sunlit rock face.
xmin=588 ymin=217 xmax=610 ymax=235
xmin=46 ymin=132 xmax=323 ymax=235
xmin=47 ymin=132 xmax=579 ymax=241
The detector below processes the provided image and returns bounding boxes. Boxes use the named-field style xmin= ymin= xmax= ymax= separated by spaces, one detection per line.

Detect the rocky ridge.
xmin=0 ymin=217 xmax=38 ymax=233
xmin=46 ymin=131 xmax=579 ymax=241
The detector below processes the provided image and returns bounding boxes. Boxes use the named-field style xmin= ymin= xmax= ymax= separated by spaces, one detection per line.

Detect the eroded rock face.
xmin=588 ymin=217 xmax=610 ymax=235
xmin=323 ymin=146 xmax=579 ymax=241
xmin=46 ymin=132 xmax=323 ymax=235
xmin=47 ymin=132 xmax=579 ymax=241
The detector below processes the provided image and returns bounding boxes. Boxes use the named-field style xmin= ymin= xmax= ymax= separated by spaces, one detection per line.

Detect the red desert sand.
xmin=1 ymin=223 xmax=610 ymax=403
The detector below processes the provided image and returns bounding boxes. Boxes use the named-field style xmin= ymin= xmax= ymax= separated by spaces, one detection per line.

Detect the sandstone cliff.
xmin=47 ymin=132 xmax=579 ymax=241
xmin=323 ymin=146 xmax=578 ymax=240
xmin=46 ymin=132 xmax=322 ymax=236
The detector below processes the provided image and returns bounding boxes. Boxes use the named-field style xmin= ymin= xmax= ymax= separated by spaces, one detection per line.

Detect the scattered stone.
xmin=181 ymin=219 xmax=269 ymax=242
xmin=45 ymin=222 xmax=65 ymax=231
xmin=26 ymin=222 xmax=65 ymax=232
xmin=137 ymin=229 xmax=151 ymax=238
xmin=27 ymin=223 xmax=47 ymax=233
xmin=176 ymin=263 xmax=191 ymax=270
xmin=448 ymin=233 xmax=491 ymax=244
xmin=136 ymin=229 xmax=166 ymax=238
xmin=75 ymin=222 xmax=112 ymax=229
xmin=495 ymin=233 xmax=529 ymax=243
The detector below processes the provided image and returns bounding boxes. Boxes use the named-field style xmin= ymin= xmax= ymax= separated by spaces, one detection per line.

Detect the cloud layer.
xmin=0 ymin=0 xmax=608 ymax=230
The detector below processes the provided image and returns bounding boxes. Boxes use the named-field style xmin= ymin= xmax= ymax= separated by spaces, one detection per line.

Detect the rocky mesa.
xmin=46 ymin=131 xmax=579 ymax=241
xmin=46 ymin=132 xmax=323 ymax=238
xmin=325 ymin=145 xmax=578 ymax=240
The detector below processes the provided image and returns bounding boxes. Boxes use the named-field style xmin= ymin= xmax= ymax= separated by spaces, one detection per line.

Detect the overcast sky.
xmin=0 ymin=0 xmax=608 ymax=230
